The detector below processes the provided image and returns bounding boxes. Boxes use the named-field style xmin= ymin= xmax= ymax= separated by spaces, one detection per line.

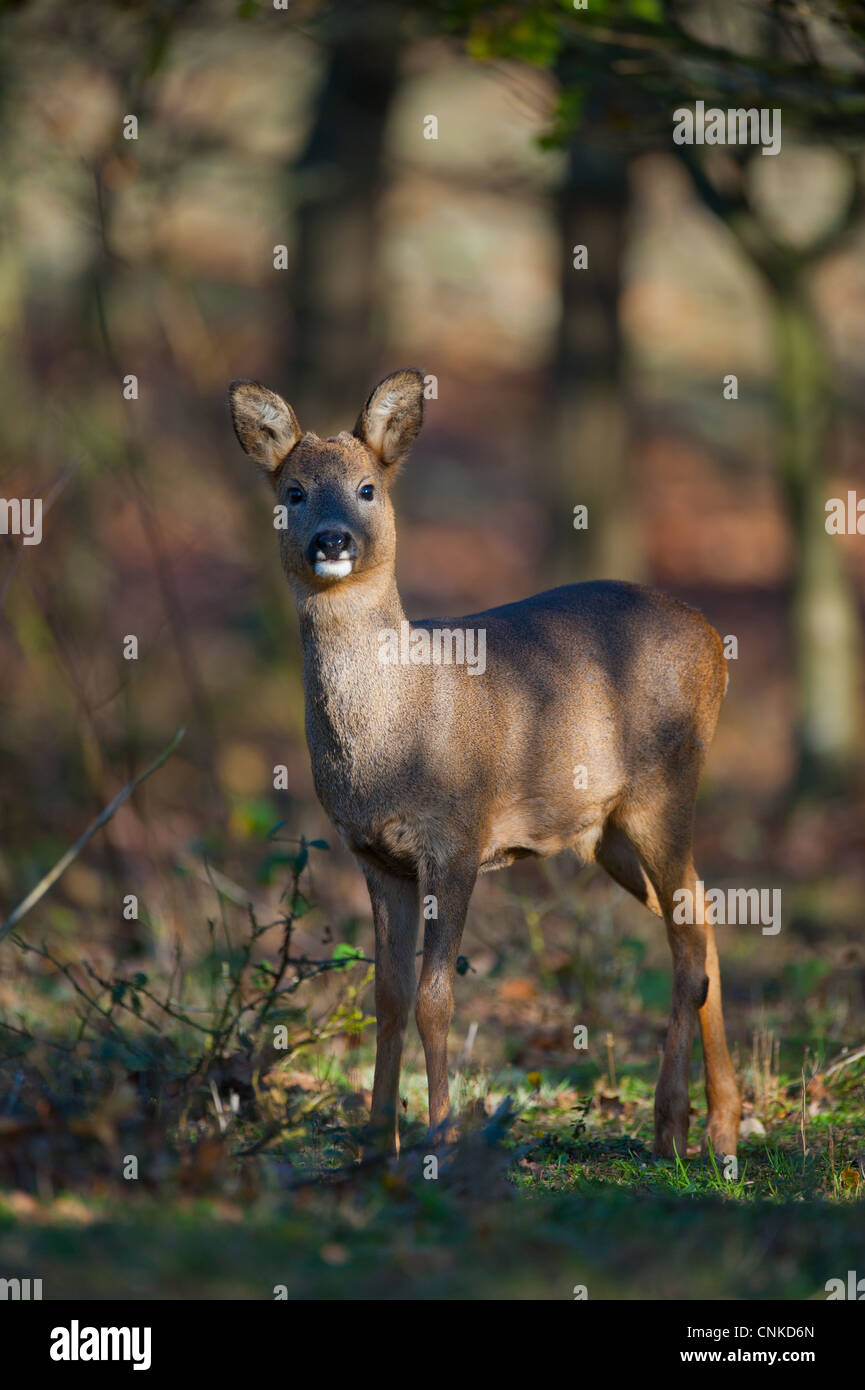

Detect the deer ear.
xmin=353 ymin=368 xmax=424 ymax=467
xmin=229 ymin=380 xmax=302 ymax=475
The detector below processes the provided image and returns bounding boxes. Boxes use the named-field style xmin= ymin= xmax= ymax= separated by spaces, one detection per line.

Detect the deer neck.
xmin=295 ymin=569 xmax=418 ymax=781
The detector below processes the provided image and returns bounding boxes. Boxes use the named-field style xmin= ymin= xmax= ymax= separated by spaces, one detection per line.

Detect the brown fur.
xmin=229 ymin=368 xmax=741 ymax=1159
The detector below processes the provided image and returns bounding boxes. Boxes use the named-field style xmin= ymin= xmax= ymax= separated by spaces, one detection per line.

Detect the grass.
xmin=2 ymin=1182 xmax=864 ymax=1301
xmin=1 ymin=822 xmax=864 ymax=1300
xmin=1 ymin=1052 xmax=863 ymax=1300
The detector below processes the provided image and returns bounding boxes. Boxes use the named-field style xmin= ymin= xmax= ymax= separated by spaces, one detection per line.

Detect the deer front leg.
xmin=365 ymin=867 xmax=419 ymax=1156
xmin=699 ymin=919 xmax=741 ymax=1157
xmin=415 ymin=863 xmax=477 ymax=1144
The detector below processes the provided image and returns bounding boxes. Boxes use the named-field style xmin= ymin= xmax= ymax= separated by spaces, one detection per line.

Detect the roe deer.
xmin=229 ymin=368 xmax=741 ymax=1159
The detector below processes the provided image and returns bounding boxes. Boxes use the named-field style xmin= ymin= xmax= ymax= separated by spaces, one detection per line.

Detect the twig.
xmin=456 ymin=1021 xmax=479 ymax=1070
xmin=821 ymin=1043 xmax=865 ymax=1082
xmin=0 ymin=1019 xmax=77 ymax=1055
xmin=209 ymin=1079 xmax=235 ymax=1135
xmin=0 ymin=727 xmax=185 ymax=944
xmin=177 ymin=854 xmax=251 ymax=907
xmin=800 ymin=1066 xmax=808 ymax=1164
xmin=791 ymin=1042 xmax=865 ymax=1092
xmin=81 ymin=962 xmax=165 ymax=1036
xmin=12 ymin=935 xmax=129 ymax=1044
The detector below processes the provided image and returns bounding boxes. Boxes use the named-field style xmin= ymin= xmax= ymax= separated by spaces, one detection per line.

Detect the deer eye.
xmin=359 ymin=483 xmax=375 ymax=501
xmin=287 ymin=486 xmax=305 ymax=506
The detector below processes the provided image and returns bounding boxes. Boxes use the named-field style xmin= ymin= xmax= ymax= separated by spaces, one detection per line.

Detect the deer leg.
xmin=614 ymin=777 xmax=738 ymax=1158
xmin=607 ymin=831 xmax=740 ymax=1158
xmin=654 ymin=884 xmax=708 ymax=1159
xmin=647 ymin=854 xmax=740 ymax=1159
xmin=415 ymin=863 xmax=476 ymax=1143
xmin=621 ymin=816 xmax=709 ymax=1158
xmin=365 ymin=867 xmax=419 ymax=1155
xmin=699 ymin=918 xmax=741 ymax=1156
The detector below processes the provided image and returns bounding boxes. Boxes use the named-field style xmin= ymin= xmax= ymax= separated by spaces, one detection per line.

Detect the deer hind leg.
xmin=653 ymin=858 xmax=709 ymax=1159
xmin=597 ymin=820 xmax=700 ymax=1155
xmin=637 ymin=840 xmax=708 ymax=1160
xmin=365 ymin=867 xmax=419 ymax=1155
xmin=595 ymin=822 xmax=662 ymax=917
xmin=415 ymin=862 xmax=476 ymax=1144
xmin=608 ymin=795 xmax=739 ymax=1158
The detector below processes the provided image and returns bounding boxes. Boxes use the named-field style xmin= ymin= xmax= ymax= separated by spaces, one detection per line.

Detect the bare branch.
xmin=0 ymin=726 xmax=185 ymax=944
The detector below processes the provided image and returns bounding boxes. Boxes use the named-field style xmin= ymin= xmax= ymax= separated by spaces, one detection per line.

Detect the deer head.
xmin=229 ymin=368 xmax=424 ymax=598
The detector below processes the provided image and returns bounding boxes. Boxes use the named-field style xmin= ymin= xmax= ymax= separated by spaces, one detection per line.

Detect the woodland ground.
xmin=1 ymin=788 xmax=863 ymax=1301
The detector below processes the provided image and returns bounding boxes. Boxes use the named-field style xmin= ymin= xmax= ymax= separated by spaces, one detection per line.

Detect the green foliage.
xmin=439 ymin=0 xmax=865 ymax=146
xmin=465 ymin=6 xmax=561 ymax=67
xmin=331 ymin=943 xmax=365 ymax=970
xmin=537 ymin=87 xmax=586 ymax=147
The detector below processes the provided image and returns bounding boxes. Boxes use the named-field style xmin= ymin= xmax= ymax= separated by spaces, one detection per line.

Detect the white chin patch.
xmin=314 ymin=558 xmax=353 ymax=580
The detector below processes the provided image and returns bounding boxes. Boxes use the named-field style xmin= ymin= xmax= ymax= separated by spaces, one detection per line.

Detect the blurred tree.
xmin=550 ymin=140 xmax=639 ymax=584
xmin=286 ymin=8 xmax=404 ymax=425
xmin=678 ymin=141 xmax=863 ymax=792
xmin=436 ymin=0 xmax=865 ymax=793
xmin=661 ymin=0 xmax=865 ymax=791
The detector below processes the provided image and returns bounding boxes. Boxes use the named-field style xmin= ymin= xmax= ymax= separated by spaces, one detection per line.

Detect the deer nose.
xmin=310 ymin=530 xmax=355 ymax=562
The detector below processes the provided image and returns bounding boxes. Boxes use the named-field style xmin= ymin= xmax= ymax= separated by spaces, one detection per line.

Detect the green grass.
xmin=1 ymin=1165 xmax=863 ymax=1301
xmin=2 ymin=839 xmax=864 ymax=1300
xmin=1 ymin=1058 xmax=863 ymax=1299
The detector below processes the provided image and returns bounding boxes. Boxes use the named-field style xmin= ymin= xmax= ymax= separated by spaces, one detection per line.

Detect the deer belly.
xmin=481 ymin=798 xmax=607 ymax=872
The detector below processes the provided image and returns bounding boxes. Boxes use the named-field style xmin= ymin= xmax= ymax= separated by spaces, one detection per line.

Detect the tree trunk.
xmin=771 ymin=274 xmax=861 ymax=791
xmin=286 ymin=31 xmax=400 ymax=427
xmin=550 ymin=146 xmax=641 ymax=584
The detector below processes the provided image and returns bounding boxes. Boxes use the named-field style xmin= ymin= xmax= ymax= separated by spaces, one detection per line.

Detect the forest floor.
xmin=1 ymin=1059 xmax=864 ymax=1300
xmin=1 ymin=788 xmax=864 ymax=1300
